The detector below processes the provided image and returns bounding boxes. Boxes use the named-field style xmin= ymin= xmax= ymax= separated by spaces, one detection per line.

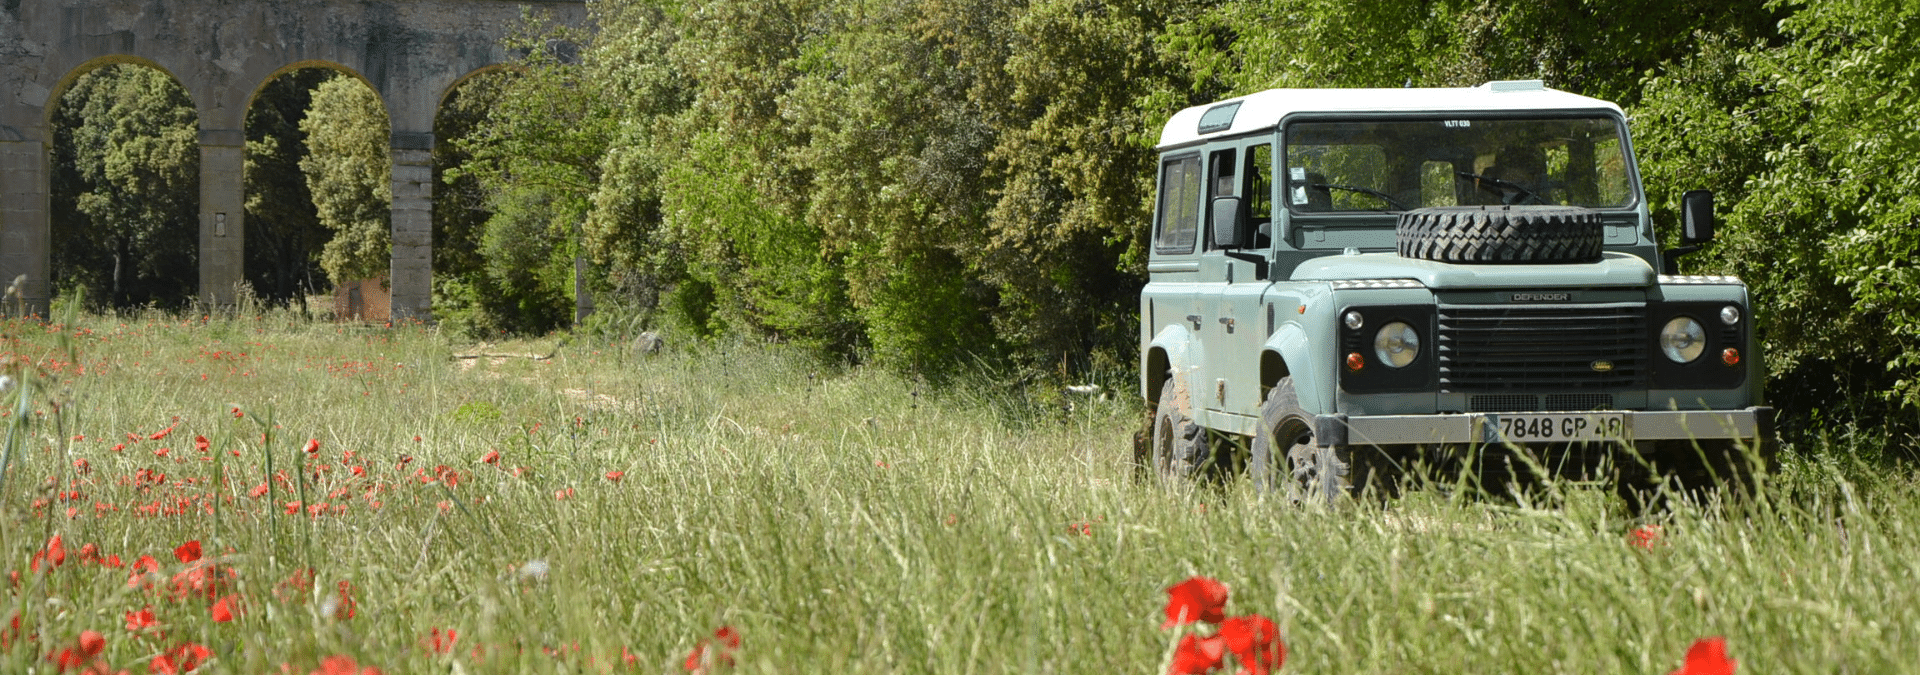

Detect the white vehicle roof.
xmin=1156 ymin=80 xmax=1623 ymax=150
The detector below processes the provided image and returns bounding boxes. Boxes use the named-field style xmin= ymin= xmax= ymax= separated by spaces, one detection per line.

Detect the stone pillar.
xmin=389 ymin=131 xmax=434 ymax=322
xmin=198 ymin=129 xmax=246 ymax=307
xmin=0 ymin=137 xmax=50 ymax=316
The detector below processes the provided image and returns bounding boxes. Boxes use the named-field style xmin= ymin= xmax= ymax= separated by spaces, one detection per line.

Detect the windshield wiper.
xmin=1455 ymin=171 xmax=1547 ymax=205
xmin=1311 ymin=183 xmax=1410 ymax=211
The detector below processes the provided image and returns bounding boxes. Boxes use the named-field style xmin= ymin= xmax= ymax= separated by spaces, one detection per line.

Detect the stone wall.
xmin=0 ymin=0 xmax=587 ymax=318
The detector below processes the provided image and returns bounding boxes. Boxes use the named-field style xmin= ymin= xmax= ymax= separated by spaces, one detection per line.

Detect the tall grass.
xmin=0 ymin=312 xmax=1913 ymax=673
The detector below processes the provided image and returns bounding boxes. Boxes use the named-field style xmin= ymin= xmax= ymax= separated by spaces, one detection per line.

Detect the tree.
xmin=300 ymin=74 xmax=392 ymax=285
xmin=49 ymin=64 xmax=200 ymax=309
xmin=244 ymin=68 xmax=332 ymax=307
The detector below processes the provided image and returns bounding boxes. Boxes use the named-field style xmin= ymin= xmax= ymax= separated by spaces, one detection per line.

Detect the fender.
xmin=1146 ymin=324 xmax=1203 ymax=415
xmin=1265 ymin=322 xmax=1332 ymax=415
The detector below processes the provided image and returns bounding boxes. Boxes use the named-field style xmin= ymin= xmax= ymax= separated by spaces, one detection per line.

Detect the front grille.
xmin=1468 ymin=393 xmax=1618 ymax=412
xmin=1438 ymin=303 xmax=1646 ymax=392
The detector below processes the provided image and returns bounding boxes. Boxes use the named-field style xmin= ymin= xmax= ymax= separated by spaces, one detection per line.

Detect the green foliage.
xmin=3 ymin=315 xmax=1919 ymax=673
xmin=300 ymin=74 xmax=393 ymax=285
xmin=48 ymin=64 xmax=200 ymax=309
xmin=244 ymin=68 xmax=333 ymax=306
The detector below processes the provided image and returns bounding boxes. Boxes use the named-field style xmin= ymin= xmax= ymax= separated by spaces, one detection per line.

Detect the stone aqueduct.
xmin=1 ymin=0 xmax=588 ymax=317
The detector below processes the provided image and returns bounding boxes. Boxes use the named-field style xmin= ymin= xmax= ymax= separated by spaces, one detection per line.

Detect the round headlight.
xmin=1373 ymin=321 xmax=1420 ymax=368
xmin=1343 ymin=311 xmax=1364 ymax=331
xmin=1660 ymin=317 xmax=1706 ymax=363
xmin=1719 ymin=305 xmax=1741 ymax=326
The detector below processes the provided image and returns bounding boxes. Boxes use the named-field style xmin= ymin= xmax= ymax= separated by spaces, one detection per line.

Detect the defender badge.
xmin=1591 ymin=360 xmax=1615 ymax=372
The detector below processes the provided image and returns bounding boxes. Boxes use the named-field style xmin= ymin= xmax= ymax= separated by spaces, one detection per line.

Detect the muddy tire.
xmin=1397 ymin=206 xmax=1603 ymax=264
xmin=1151 ymin=378 xmax=1216 ymax=482
xmin=1251 ymin=377 xmax=1352 ymax=504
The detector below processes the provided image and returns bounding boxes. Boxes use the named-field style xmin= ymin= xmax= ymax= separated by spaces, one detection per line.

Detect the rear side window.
xmin=1156 ymin=155 xmax=1202 ymax=254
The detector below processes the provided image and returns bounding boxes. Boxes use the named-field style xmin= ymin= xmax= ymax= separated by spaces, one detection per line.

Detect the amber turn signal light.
xmin=1721 ymin=348 xmax=1741 ymax=366
xmin=1345 ymin=352 xmax=1365 ymax=371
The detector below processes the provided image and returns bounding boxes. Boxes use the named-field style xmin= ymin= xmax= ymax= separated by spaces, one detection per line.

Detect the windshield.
xmin=1284 ymin=116 xmax=1635 ymax=212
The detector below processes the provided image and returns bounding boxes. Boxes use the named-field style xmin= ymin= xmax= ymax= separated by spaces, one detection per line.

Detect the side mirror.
xmin=1681 ymin=189 xmax=1715 ymax=245
xmin=1210 ymin=196 xmax=1245 ymax=249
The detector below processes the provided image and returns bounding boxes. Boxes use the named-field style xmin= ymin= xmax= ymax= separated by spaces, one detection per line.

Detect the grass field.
xmin=0 ymin=311 xmax=1914 ymax=674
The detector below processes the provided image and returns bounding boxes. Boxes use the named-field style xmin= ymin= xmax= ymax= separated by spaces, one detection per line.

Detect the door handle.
xmin=1186 ymin=314 xmax=1203 ymax=329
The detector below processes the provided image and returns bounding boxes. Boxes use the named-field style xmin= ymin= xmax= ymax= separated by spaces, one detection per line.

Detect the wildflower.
xmin=249 ymin=483 xmax=270 ymax=498
xmin=1163 ymin=576 xmax=1231 ymax=628
xmin=310 ymin=655 xmax=384 ymax=675
xmin=231 ymin=407 xmax=243 ymax=419
xmin=684 ymin=626 xmax=742 ymax=673
xmin=1167 ymin=633 xmax=1226 ymax=675
xmin=125 ymin=606 xmax=157 ymax=632
xmin=480 ymin=450 xmax=500 ymax=465
xmin=555 ymin=488 xmax=574 ymax=500
xmin=173 ymin=540 xmax=202 ymax=564
xmin=194 ymin=436 xmax=210 ymax=453
xmin=1668 ymin=637 xmax=1737 ymax=675
xmin=303 ymin=439 xmax=321 ymax=454
xmin=211 ymin=595 xmax=240 ymax=622
xmin=423 ymin=627 xmax=459 ymax=654
xmin=150 ymin=642 xmax=210 ymax=674
xmin=127 ymin=556 xmax=159 ymax=589
xmin=73 ymin=457 xmax=91 ymax=474
xmin=1218 ymin=615 xmax=1286 ymax=675
xmin=46 ymin=629 xmax=107 ymax=672
xmin=605 ymin=470 xmax=624 ymax=483
xmin=1630 ymin=524 xmax=1665 ymax=550
xmin=149 ymin=426 xmax=174 ymax=441
xmin=31 ymin=534 xmax=67 ymax=570
xmin=322 ymin=580 xmax=357 ymax=620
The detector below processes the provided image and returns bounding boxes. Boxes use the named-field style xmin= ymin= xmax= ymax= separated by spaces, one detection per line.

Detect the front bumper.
xmin=1314 ymin=407 xmax=1774 ymax=447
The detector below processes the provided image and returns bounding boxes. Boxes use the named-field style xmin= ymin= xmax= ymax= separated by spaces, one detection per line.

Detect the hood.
xmin=1290 ymin=251 xmax=1656 ymax=289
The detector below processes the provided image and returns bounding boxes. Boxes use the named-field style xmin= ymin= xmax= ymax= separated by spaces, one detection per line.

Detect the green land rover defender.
xmin=1139 ymin=80 xmax=1774 ymax=506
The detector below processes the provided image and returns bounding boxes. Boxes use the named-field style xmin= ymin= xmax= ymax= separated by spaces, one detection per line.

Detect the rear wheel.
xmin=1151 ymin=378 xmax=1215 ymax=481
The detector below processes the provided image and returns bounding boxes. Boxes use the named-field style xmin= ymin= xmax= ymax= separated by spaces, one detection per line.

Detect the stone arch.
xmin=44 ymin=57 xmax=203 ymax=308
xmin=0 ymin=0 xmax=590 ymax=318
xmin=241 ymin=61 xmax=397 ymax=310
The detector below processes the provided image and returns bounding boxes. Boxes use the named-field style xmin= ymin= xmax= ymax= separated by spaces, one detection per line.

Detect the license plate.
xmin=1488 ymin=413 xmax=1628 ymax=443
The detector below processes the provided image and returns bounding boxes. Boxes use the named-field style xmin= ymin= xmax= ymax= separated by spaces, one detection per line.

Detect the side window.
xmin=1245 ymin=144 xmax=1273 ymax=227
xmin=1204 ymin=149 xmax=1236 ymax=250
xmin=1154 ymin=154 xmax=1202 ymax=254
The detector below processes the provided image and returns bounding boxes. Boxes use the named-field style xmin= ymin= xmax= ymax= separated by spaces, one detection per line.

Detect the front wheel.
xmin=1250 ymin=377 xmax=1350 ymax=504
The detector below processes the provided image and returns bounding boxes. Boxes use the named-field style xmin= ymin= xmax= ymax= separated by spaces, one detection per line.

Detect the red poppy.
xmin=150 ymin=642 xmax=210 ymax=674
xmin=193 ymin=436 xmax=210 ymax=453
xmin=127 ymin=555 xmax=159 ymax=589
xmin=605 ymin=470 xmax=625 ymax=483
xmin=1630 ymin=524 xmax=1665 ymax=550
xmin=249 ymin=483 xmax=270 ymax=499
xmin=46 ymin=629 xmax=107 ymax=672
xmin=1168 ymin=633 xmax=1227 ymax=675
xmin=1163 ymin=576 xmax=1231 ymax=627
xmin=309 ymin=655 xmax=384 ymax=675
xmin=330 ymin=580 xmax=357 ymax=620
xmin=1218 ymin=614 xmax=1286 ymax=675
xmin=125 ymin=606 xmax=157 ymax=632
xmin=1668 ymin=637 xmax=1737 ymax=675
xmin=149 ymin=426 xmax=174 ymax=441
xmin=211 ymin=595 xmax=240 ymax=622
xmin=555 ymin=488 xmax=574 ymax=500
xmin=173 ymin=540 xmax=202 ymax=564
xmin=303 ymin=439 xmax=321 ymax=454
xmin=30 ymin=534 xmax=66 ymax=570
xmin=480 ymin=450 xmax=500 ymax=464
xmin=423 ymin=627 xmax=459 ymax=654
xmin=684 ymin=626 xmax=742 ymax=673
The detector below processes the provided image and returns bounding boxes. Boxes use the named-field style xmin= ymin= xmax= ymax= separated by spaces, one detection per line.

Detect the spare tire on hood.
xmin=1396 ymin=205 xmax=1603 ymax=264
